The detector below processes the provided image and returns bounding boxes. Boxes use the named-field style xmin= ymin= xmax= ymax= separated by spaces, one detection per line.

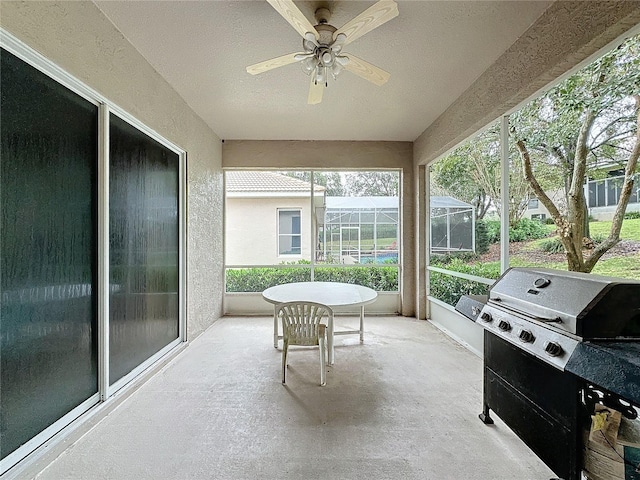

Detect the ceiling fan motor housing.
xmin=315 ymin=23 xmax=337 ymax=46
xmin=314 ymin=7 xmax=331 ymax=24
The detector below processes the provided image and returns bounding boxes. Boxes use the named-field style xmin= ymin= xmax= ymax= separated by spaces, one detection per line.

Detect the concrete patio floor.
xmin=31 ymin=316 xmax=555 ymax=479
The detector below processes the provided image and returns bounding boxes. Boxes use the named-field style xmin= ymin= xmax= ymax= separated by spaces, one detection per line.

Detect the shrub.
xmin=430 ymin=251 xmax=478 ymax=265
xmin=544 ymin=217 xmax=555 ymax=225
xmin=510 ymin=218 xmax=549 ymax=242
xmin=475 ymin=219 xmax=490 ymax=254
xmin=539 ymin=237 xmax=564 ymax=254
xmin=484 ymin=218 xmax=549 ymax=243
xmin=624 ymin=211 xmax=640 ymax=220
xmin=591 ymin=233 xmax=606 ymax=244
xmin=225 ymin=265 xmax=399 ymax=292
xmin=485 ymin=220 xmax=501 ymax=244
xmin=429 ymin=259 xmax=500 ymax=306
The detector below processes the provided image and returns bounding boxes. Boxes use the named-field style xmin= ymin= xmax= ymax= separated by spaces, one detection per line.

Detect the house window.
xmin=278 ymin=209 xmax=301 ymax=255
xmin=528 ymin=197 xmax=539 ymax=209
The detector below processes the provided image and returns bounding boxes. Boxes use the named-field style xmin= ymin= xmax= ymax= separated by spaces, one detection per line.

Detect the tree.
xmin=431 ymin=154 xmax=491 ymax=220
xmin=345 ymin=171 xmax=399 ymax=196
xmin=283 ymin=171 xmax=345 ymax=196
xmin=433 ymin=124 xmax=531 ymax=226
xmin=513 ymin=34 xmax=640 ymax=272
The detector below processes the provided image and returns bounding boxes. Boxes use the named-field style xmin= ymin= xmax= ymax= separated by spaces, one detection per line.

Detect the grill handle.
xmin=490 ymin=297 xmax=563 ymax=324
xmin=534 ymin=316 xmax=563 ymax=324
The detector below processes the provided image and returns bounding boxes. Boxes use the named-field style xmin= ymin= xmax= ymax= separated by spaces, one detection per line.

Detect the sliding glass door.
xmin=109 ymin=114 xmax=181 ymax=385
xmin=1 ymin=42 xmax=184 ymax=471
xmin=1 ymin=49 xmax=98 ymax=460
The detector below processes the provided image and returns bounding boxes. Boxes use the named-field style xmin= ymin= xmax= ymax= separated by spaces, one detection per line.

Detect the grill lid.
xmin=488 ymin=267 xmax=640 ymax=338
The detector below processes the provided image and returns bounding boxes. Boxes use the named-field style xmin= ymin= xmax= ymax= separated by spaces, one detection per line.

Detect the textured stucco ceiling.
xmin=94 ymin=0 xmax=553 ymax=142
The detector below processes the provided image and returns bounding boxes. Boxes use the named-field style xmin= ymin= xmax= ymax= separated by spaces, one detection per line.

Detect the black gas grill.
xmin=456 ymin=267 xmax=640 ymax=480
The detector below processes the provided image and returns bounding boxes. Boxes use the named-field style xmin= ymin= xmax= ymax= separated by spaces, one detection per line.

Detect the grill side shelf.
xmin=565 ymin=342 xmax=640 ymax=407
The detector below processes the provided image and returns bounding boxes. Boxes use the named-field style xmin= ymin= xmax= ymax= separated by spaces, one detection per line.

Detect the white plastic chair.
xmin=276 ymin=301 xmax=333 ymax=386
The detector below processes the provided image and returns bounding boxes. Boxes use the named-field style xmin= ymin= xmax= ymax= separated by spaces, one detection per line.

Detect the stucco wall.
xmin=226 ymin=196 xmax=314 ymax=265
xmin=414 ymin=1 xmax=640 ymax=167
xmin=1 ymin=1 xmax=224 ymax=339
xmin=223 ymin=140 xmax=416 ymax=316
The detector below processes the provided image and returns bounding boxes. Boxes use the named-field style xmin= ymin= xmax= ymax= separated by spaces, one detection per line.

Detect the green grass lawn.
xmin=472 ymin=218 xmax=640 ymax=280
xmin=589 ymin=217 xmax=640 ymax=240
xmin=519 ymin=218 xmax=640 ymax=279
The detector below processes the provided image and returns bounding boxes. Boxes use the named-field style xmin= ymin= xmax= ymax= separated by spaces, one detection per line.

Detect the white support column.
xmin=500 ymin=115 xmax=510 ymax=273
xmin=471 ymin=206 xmax=476 ymax=252
xmin=310 ymin=171 xmax=315 ymax=281
xmin=424 ymin=166 xmax=431 ymax=320
xmin=98 ymin=103 xmax=110 ymax=401
xmin=446 ymin=207 xmax=451 ymax=251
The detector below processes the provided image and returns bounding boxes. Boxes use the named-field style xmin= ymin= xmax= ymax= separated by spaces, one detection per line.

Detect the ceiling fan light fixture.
xmin=330 ymin=62 xmax=344 ymax=80
xmin=301 ymin=56 xmax=317 ymax=75
xmin=336 ymin=55 xmax=350 ymax=67
xmin=321 ymin=51 xmax=333 ymax=66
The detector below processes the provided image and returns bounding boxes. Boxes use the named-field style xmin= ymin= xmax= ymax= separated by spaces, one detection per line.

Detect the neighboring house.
xmin=227 ymin=174 xmax=403 ymax=266
xmin=225 ymin=171 xmax=325 ymax=265
xmin=585 ymin=172 xmax=640 ymax=220
xmin=227 ymin=181 xmax=473 ymax=264
xmin=524 ymin=190 xmax=566 ymax=222
xmin=525 ymin=172 xmax=640 ymax=222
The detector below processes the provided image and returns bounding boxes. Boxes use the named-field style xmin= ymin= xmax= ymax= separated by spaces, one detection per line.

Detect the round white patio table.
xmin=262 ymin=281 xmax=378 ymax=364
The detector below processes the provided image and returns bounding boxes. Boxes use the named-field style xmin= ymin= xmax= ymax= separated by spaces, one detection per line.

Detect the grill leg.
xmin=479 ymin=404 xmax=494 ymax=424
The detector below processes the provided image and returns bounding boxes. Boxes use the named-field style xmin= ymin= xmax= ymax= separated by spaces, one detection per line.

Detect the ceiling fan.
xmin=246 ymin=0 xmax=399 ymax=105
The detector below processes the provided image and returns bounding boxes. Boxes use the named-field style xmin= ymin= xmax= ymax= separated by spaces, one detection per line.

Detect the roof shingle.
xmin=226 ymin=171 xmax=325 ymax=193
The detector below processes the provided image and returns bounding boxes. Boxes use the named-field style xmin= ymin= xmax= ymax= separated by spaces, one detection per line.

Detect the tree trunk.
xmin=583 ymin=94 xmax=640 ymax=273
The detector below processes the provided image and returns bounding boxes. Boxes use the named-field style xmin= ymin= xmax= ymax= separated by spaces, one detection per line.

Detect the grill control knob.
xmin=498 ymin=320 xmax=511 ymax=332
xmin=519 ymin=329 xmax=535 ymax=343
xmin=480 ymin=312 xmax=493 ymax=323
xmin=544 ymin=341 xmax=564 ymax=357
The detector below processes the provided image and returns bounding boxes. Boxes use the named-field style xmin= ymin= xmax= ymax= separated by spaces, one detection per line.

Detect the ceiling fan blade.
xmin=343 ymin=54 xmax=390 ymax=86
xmin=333 ymin=0 xmax=398 ymax=46
xmin=246 ymin=53 xmax=302 ymax=75
xmin=267 ymin=0 xmax=320 ymax=41
xmin=308 ymin=75 xmax=324 ymax=105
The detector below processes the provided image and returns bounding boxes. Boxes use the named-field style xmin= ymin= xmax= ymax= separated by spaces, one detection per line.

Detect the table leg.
xmin=273 ymin=308 xmax=279 ymax=349
xmin=360 ymin=305 xmax=365 ymax=343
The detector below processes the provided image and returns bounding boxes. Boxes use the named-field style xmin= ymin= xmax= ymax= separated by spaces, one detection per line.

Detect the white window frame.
xmin=277 ymin=208 xmax=302 ymax=256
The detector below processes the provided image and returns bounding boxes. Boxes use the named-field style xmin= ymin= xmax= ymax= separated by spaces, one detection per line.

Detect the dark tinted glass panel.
xmin=608 ymin=178 xmax=623 ymax=206
xmin=632 ymin=175 xmax=639 ymax=204
xmin=1 ymin=49 xmax=98 ymax=459
xmin=109 ymin=114 xmax=179 ymax=384
xmin=588 ymin=183 xmax=596 ymax=208
xmin=596 ymin=181 xmax=605 ymax=207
